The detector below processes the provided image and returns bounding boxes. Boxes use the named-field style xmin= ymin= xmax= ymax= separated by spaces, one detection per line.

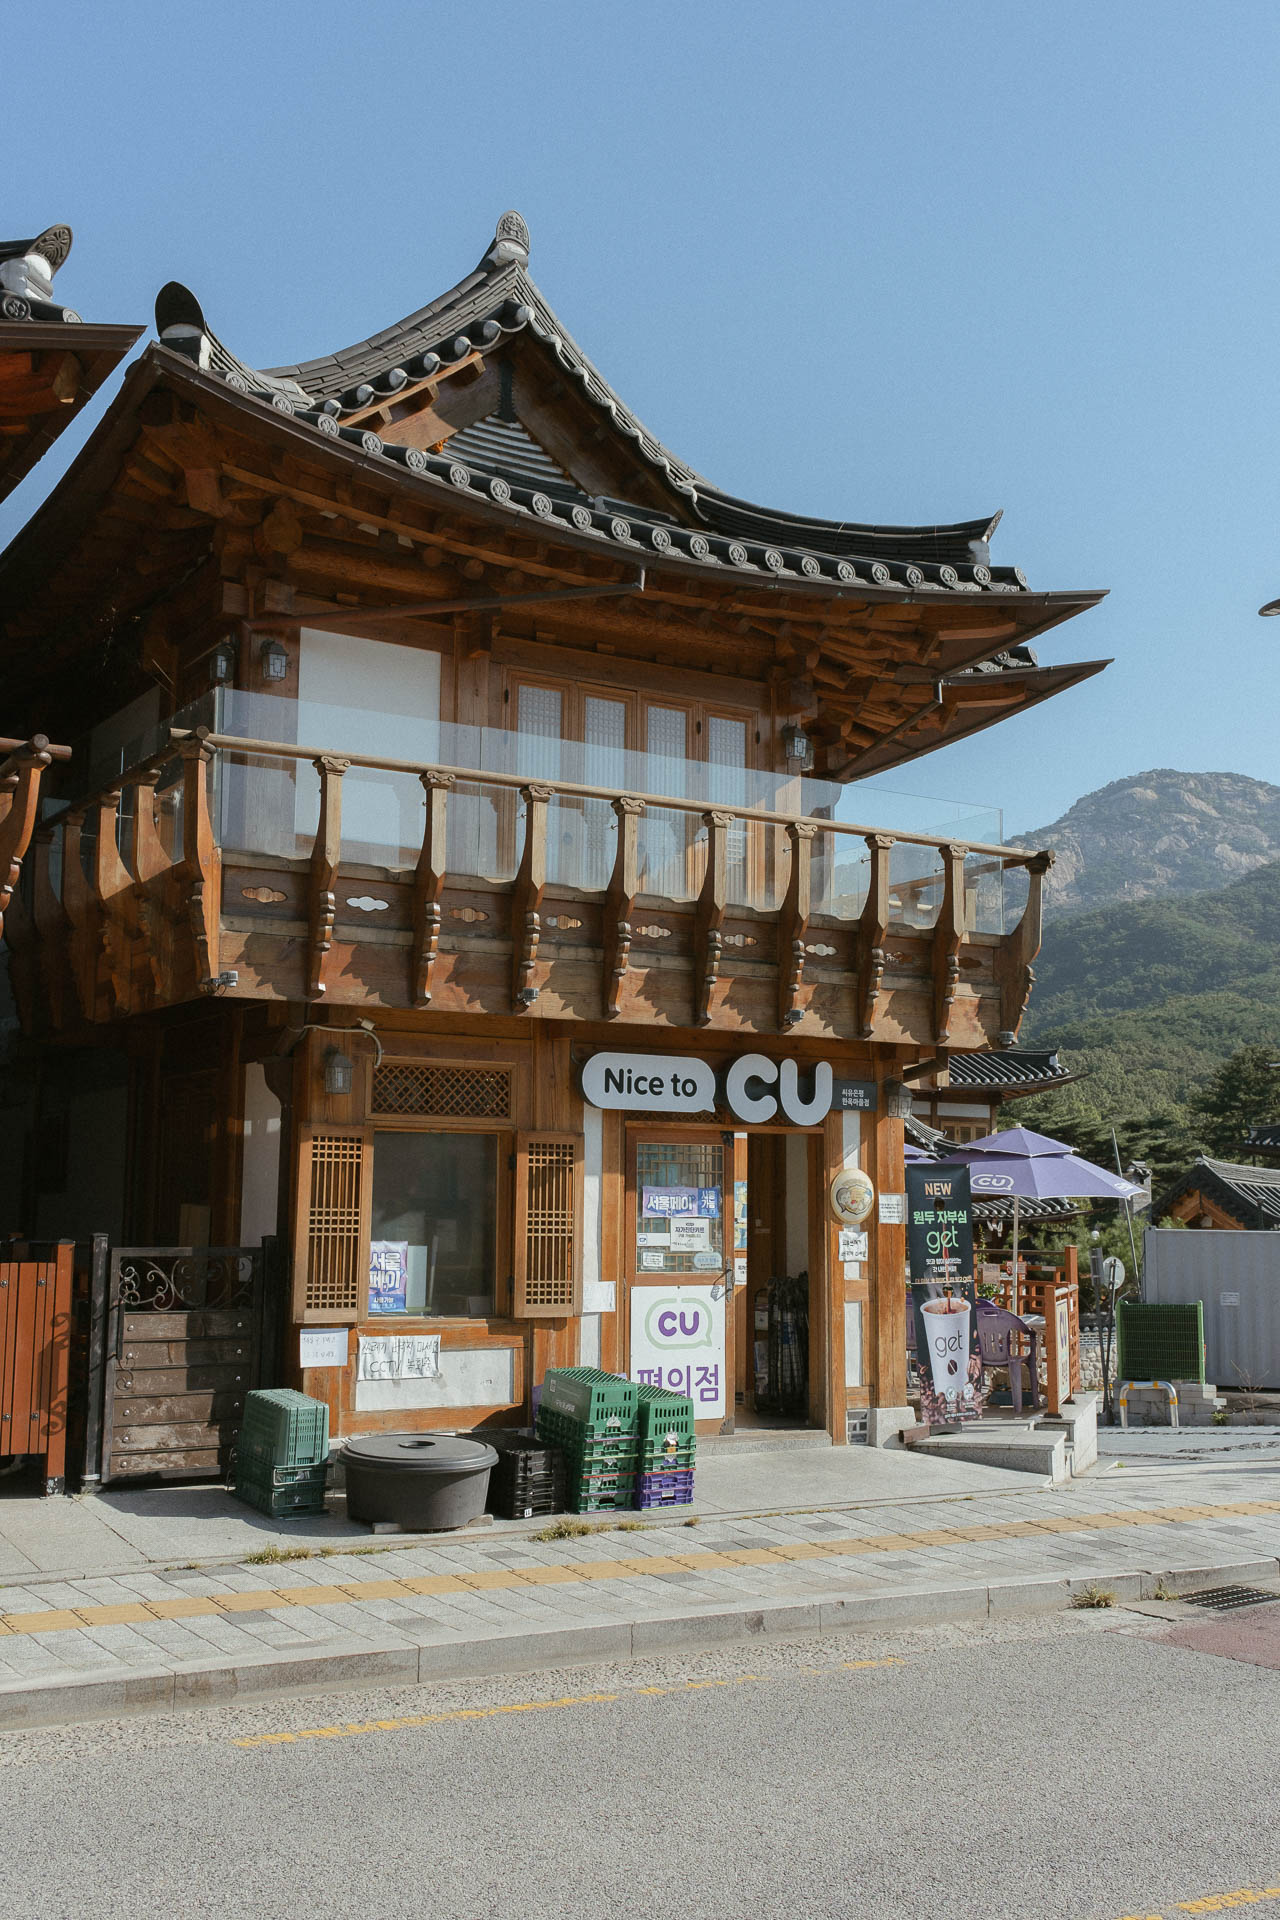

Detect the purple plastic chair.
xmin=975 ymin=1298 xmax=1040 ymax=1414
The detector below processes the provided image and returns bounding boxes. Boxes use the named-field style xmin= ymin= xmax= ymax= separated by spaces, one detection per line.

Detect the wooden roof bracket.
xmin=247 ymin=569 xmax=647 ymax=634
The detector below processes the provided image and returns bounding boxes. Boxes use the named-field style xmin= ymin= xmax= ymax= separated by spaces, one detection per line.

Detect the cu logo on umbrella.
xmin=973 ymin=1173 xmax=1015 ymax=1192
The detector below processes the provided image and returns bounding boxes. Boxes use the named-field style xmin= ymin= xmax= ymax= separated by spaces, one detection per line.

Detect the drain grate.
xmin=1181 ymin=1585 xmax=1280 ymax=1612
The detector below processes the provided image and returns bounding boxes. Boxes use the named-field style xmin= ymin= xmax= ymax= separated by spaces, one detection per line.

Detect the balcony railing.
xmin=12 ymin=694 xmax=1051 ymax=1046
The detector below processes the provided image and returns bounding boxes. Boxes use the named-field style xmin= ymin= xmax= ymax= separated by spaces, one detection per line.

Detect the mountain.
xmin=1012 ymin=769 xmax=1280 ymax=918
xmin=1014 ymin=860 xmax=1280 ymax=1186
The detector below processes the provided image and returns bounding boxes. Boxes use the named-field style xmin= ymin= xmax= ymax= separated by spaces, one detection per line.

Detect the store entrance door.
xmin=737 ymin=1132 xmax=818 ymax=1429
xmin=624 ymin=1129 xmax=734 ymax=1434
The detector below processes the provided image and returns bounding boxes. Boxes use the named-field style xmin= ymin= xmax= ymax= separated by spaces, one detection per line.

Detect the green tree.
xmin=1191 ymin=1042 xmax=1280 ymax=1159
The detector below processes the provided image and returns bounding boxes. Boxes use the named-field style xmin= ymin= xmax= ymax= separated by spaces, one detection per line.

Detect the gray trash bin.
xmin=341 ymin=1432 xmax=498 ymax=1531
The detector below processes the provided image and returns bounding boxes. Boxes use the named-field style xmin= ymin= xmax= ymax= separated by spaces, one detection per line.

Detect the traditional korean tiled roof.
xmin=946 ymin=1049 xmax=1076 ymax=1093
xmin=1153 ymin=1156 xmax=1280 ymax=1230
xmin=151 ymin=212 xmax=1064 ymax=596
xmin=1244 ymin=1123 xmax=1280 ymax=1153
xmin=0 ymin=225 xmax=78 ymax=323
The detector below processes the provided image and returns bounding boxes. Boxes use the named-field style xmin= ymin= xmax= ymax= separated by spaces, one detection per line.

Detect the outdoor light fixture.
xmin=207 ymin=640 xmax=236 ymax=685
xmin=882 ymin=1078 xmax=915 ymax=1120
xmin=323 ymin=1047 xmax=354 ymax=1096
xmin=259 ymin=636 xmax=289 ymax=682
xmin=781 ymin=724 xmax=814 ymax=772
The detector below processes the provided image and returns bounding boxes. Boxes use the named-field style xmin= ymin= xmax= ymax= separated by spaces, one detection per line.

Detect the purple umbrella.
xmin=952 ymin=1127 xmax=1145 ymax=1281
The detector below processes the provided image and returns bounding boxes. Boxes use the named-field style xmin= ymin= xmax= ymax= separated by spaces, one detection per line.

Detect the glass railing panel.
xmin=966 ymin=853 xmax=1009 ymax=934
xmin=811 ymin=832 xmax=870 ymax=921
xmin=888 ymin=841 xmax=946 ymax=931
xmin=999 ymin=861 xmax=1030 ymax=935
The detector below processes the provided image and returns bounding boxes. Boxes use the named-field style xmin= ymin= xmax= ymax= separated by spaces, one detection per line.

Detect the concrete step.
xmin=906 ymin=1424 xmax=1067 ymax=1483
xmin=700 ymin=1426 xmax=833 ymax=1457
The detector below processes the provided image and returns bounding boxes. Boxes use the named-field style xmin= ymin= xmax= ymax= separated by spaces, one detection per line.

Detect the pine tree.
xmin=1191 ymin=1042 xmax=1280 ymax=1159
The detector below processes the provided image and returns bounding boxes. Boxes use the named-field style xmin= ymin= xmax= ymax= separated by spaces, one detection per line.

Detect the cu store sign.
xmin=581 ymin=1050 xmax=846 ymax=1127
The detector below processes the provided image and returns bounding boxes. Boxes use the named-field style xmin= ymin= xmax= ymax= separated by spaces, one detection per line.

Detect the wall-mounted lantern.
xmin=323 ymin=1047 xmax=354 ymax=1096
xmin=207 ymin=639 xmax=236 ymax=686
xmin=781 ymin=724 xmax=814 ymax=773
xmin=259 ymin=636 xmax=289 ymax=682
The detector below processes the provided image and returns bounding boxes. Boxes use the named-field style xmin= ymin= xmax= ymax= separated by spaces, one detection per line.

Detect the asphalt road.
xmin=1 ymin=1602 xmax=1277 ymax=1920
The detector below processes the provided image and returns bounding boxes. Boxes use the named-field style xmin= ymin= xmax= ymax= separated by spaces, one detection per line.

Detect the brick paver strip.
xmin=1 ymin=1494 xmax=1279 ymax=1641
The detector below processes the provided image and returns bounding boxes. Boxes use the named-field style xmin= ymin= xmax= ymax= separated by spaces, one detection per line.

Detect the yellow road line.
xmin=1108 ymin=1886 xmax=1280 ymax=1918
xmin=3 ymin=1500 xmax=1277 ymax=1640
xmin=232 ymin=1660 xmax=906 ymax=1749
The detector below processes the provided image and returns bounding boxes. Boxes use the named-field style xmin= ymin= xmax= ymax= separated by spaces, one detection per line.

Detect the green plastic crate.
xmin=1117 ymin=1301 xmax=1206 ymax=1386
xmin=538 ymin=1368 xmax=637 ymax=1430
xmin=234 ymin=1459 xmax=329 ymax=1518
xmin=635 ymin=1382 xmax=696 ymax=1444
xmin=565 ymin=1470 xmax=637 ymax=1514
xmin=638 ymin=1438 xmax=696 ymax=1471
xmin=237 ymin=1389 xmax=329 ymax=1467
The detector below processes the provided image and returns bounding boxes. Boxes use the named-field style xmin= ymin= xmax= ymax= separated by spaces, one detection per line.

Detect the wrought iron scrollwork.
xmin=114 ymin=1249 xmax=257 ymax=1312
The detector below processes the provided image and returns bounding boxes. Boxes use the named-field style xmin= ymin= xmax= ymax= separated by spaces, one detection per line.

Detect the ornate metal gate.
xmin=100 ymin=1246 xmax=267 ymax=1484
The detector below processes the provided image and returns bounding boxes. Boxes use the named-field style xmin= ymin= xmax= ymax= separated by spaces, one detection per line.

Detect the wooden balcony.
xmin=8 ymin=725 xmax=1053 ymax=1048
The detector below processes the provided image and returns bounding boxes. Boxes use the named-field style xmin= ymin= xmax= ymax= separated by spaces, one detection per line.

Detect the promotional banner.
xmin=906 ymin=1164 xmax=983 ymax=1424
xmin=629 ymin=1283 xmax=725 ymax=1417
xmin=368 ymin=1241 xmax=409 ymax=1314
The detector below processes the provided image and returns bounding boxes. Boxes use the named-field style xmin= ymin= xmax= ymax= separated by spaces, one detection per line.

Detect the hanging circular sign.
xmin=829 ymin=1168 xmax=874 ymax=1225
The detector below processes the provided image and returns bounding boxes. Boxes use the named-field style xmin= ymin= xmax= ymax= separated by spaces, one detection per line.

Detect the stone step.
xmin=906 ymin=1425 xmax=1068 ymax=1483
xmin=699 ymin=1426 xmax=834 ymax=1457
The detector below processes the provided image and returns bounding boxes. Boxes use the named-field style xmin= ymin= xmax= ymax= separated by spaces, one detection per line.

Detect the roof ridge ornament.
xmin=485 ymin=210 xmax=530 ymax=270
xmin=0 ymin=224 xmax=79 ymax=322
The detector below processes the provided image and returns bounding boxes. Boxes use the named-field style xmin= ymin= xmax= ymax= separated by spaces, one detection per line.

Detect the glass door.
xmin=625 ymin=1129 xmax=732 ymax=1429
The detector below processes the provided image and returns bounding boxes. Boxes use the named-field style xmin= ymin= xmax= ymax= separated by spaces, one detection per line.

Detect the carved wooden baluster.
xmin=60 ymin=809 xmax=96 ymax=1018
xmin=855 ymin=832 xmax=894 ymax=1039
xmin=931 ymin=842 xmax=968 ymax=1045
xmin=128 ymin=769 xmax=169 ymax=1005
xmin=93 ymin=788 xmax=134 ymax=1015
xmin=511 ymin=783 xmax=552 ymax=1010
xmin=777 ymin=820 xmax=815 ymax=1031
xmin=693 ymin=809 xmax=735 ymax=1027
xmin=602 ymin=795 xmax=644 ymax=1018
xmin=306 ymin=754 xmax=348 ymax=1001
xmin=999 ymin=849 xmax=1053 ymax=1041
xmin=411 ymin=770 xmax=453 ymax=1007
xmin=0 ymin=738 xmax=51 ymax=944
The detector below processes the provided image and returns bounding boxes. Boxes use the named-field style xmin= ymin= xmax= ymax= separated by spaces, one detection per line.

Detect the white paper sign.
xmin=878 ymin=1193 xmax=906 ymax=1225
xmin=641 ymin=1250 xmax=665 ymax=1270
xmin=734 ymin=1257 xmax=748 ymax=1285
xmin=838 ymin=1229 xmax=868 ymax=1262
xmin=692 ymin=1251 xmax=722 ymax=1271
xmin=299 ymin=1328 xmax=348 ymax=1369
xmin=1221 ymin=1291 xmax=1241 ymax=1307
xmin=629 ymin=1283 xmax=725 ymax=1418
xmin=583 ymin=1278 xmax=617 ymax=1314
xmin=670 ymin=1217 xmax=711 ymax=1252
xmin=356 ymin=1334 xmax=441 ymax=1382
xmin=636 ymin=1230 xmax=670 ymax=1248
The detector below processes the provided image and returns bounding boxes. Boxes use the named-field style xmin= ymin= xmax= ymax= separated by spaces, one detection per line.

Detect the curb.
xmin=1 ymin=1554 xmax=1276 ymax=1732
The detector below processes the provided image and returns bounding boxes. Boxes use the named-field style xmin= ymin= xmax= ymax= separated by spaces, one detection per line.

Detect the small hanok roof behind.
xmin=0 ymin=224 xmax=143 ymax=503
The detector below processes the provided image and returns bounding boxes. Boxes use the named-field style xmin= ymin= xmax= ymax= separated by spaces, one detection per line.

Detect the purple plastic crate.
xmin=635 ymin=1483 xmax=695 ymax=1508
xmin=636 ymin=1469 xmax=694 ymax=1491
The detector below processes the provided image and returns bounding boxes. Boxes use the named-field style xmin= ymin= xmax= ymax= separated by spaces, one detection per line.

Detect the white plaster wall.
xmin=354 ymin=1346 xmax=517 ymax=1411
xmin=239 ymin=1063 xmax=282 ymax=1249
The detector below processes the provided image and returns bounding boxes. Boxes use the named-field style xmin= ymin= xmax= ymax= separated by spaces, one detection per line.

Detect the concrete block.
xmin=866 ymin=1406 xmax=916 ymax=1449
xmin=0 ymin=1664 xmax=173 ymax=1730
xmin=172 ymin=1639 xmax=420 ymax=1710
xmin=909 ymin=1429 xmax=1067 ymax=1481
xmin=1064 ymin=1570 xmax=1145 ymax=1602
xmin=818 ymin=1584 xmax=989 ymax=1630
xmin=987 ymin=1578 xmax=1071 ymax=1615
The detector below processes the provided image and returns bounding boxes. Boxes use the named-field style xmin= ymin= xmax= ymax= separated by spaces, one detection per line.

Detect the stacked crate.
xmin=633 ymin=1382 xmax=696 ymax=1508
xmin=485 ymin=1431 xmax=567 ymax=1521
xmin=233 ymin=1388 xmax=330 ymax=1517
xmin=536 ymin=1368 xmax=638 ymax=1512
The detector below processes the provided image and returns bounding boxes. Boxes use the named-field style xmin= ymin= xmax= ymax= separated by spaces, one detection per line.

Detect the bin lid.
xmin=339 ymin=1432 xmax=498 ymax=1474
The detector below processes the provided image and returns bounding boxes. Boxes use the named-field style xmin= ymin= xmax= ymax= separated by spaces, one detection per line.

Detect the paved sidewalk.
xmin=0 ymin=1448 xmax=1277 ymax=1729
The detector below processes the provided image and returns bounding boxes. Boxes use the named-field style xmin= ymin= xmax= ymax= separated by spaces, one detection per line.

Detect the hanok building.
xmin=1153 ymin=1157 xmax=1280 ymax=1233
xmin=0 ymin=212 xmax=1108 ymax=1472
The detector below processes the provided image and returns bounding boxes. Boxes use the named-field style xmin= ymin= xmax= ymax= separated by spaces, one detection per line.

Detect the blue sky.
xmin=6 ymin=0 xmax=1279 ymax=832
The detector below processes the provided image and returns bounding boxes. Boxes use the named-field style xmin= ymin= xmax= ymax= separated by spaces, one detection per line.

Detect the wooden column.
xmin=869 ymin=1065 xmax=908 ymax=1412
xmin=931 ymin=843 xmax=967 ymax=1045
xmin=693 ymin=809 xmax=734 ymax=1026
xmin=777 ymin=821 xmax=815 ymax=1031
xmin=410 ymin=771 xmax=453 ymax=1006
xmin=602 ymin=795 xmax=644 ymax=1018
xmin=511 ymin=783 xmax=551 ymax=1010
xmin=180 ymin=741 xmax=222 ymax=993
xmin=856 ymin=833 xmax=894 ymax=1039
xmin=306 ymin=754 xmax=347 ymax=1001
xmin=998 ymin=850 xmax=1053 ymax=1041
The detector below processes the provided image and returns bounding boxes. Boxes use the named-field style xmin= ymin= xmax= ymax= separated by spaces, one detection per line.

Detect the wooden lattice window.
xmin=372 ymin=1063 xmax=512 ymax=1120
xmin=294 ymin=1127 xmax=370 ymax=1322
xmin=513 ymin=1131 xmax=583 ymax=1318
